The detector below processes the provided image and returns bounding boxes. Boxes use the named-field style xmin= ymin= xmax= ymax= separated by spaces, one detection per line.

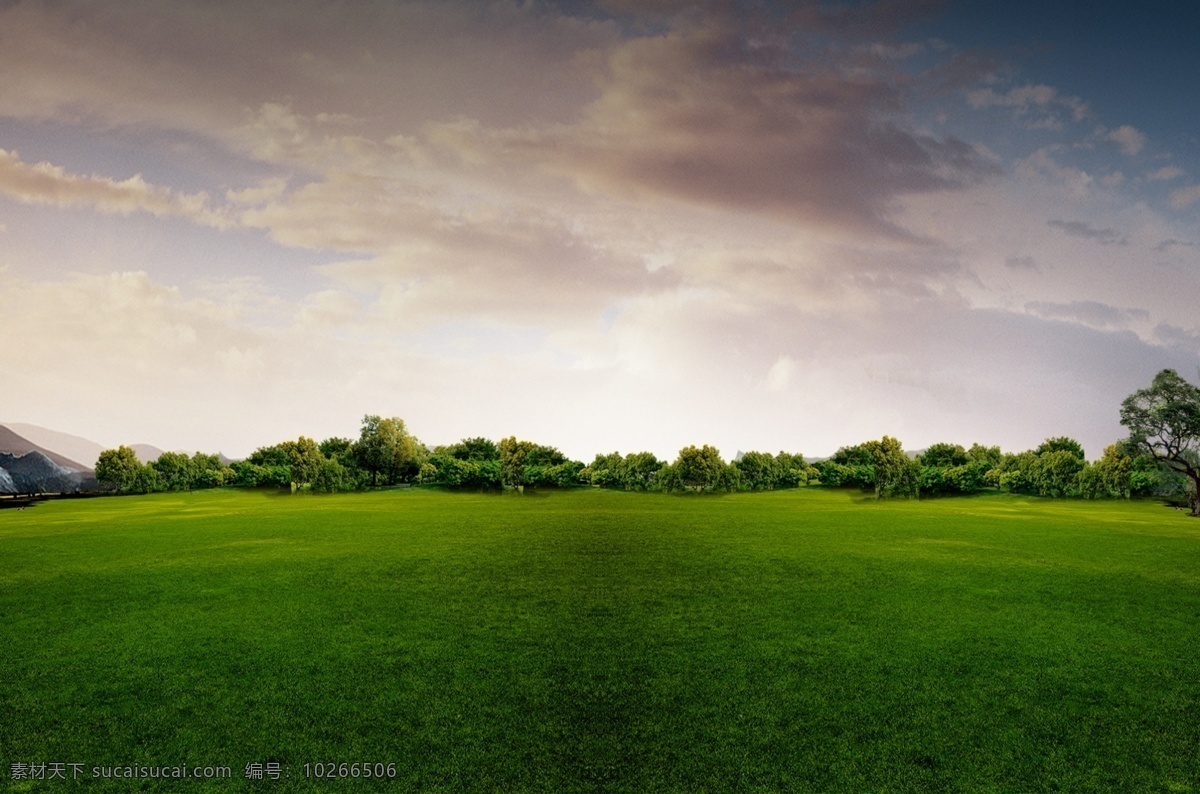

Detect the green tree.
xmin=995 ymin=451 xmax=1038 ymax=494
xmin=584 ymin=451 xmax=625 ymax=488
xmin=319 ymin=437 xmax=354 ymax=461
xmin=816 ymin=444 xmax=875 ymax=489
xmin=735 ymin=451 xmax=780 ymax=491
xmin=1093 ymin=443 xmax=1134 ymax=498
xmin=447 ymin=437 xmax=500 ymax=462
xmin=623 ymin=451 xmax=664 ymax=490
xmin=134 ymin=463 xmax=161 ymax=494
xmin=153 ymin=451 xmax=195 ymax=491
xmin=355 ymin=415 xmax=425 ymax=486
xmin=1032 ymin=449 xmax=1084 ymax=497
xmin=287 ymin=437 xmax=325 ymax=487
xmin=774 ymin=452 xmax=813 ymax=487
xmin=865 ymin=436 xmax=918 ymax=499
xmin=499 ymin=436 xmax=534 ymax=488
xmin=95 ymin=446 xmax=143 ymax=493
xmin=1035 ymin=436 xmax=1087 ymax=459
xmin=1121 ymin=369 xmax=1200 ymax=515
xmin=673 ymin=445 xmax=729 ymax=491
xmin=921 ymin=443 xmax=969 ymax=468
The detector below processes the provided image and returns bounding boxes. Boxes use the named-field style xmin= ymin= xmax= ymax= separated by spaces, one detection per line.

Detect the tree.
xmin=1032 ymin=449 xmax=1084 ymax=497
xmin=774 ymin=452 xmax=814 ymax=487
xmin=448 ymin=437 xmax=499 ymax=462
xmin=354 ymin=415 xmax=424 ymax=486
xmin=499 ymin=436 xmax=534 ymax=488
xmin=673 ymin=445 xmax=729 ymax=491
xmin=95 ymin=446 xmax=143 ymax=493
xmin=1092 ymin=443 xmax=1134 ymax=499
xmin=864 ymin=436 xmax=918 ymax=499
xmin=153 ymin=451 xmax=195 ymax=491
xmin=1121 ymin=369 xmax=1200 ymax=515
xmin=288 ymin=436 xmax=325 ymax=487
xmin=921 ymin=443 xmax=969 ymax=468
xmin=815 ymin=444 xmax=875 ymax=489
xmin=1035 ymin=436 xmax=1087 ymax=460
xmin=623 ymin=451 xmax=664 ymax=490
xmin=918 ymin=443 xmax=969 ymax=496
xmin=735 ymin=451 xmax=780 ymax=491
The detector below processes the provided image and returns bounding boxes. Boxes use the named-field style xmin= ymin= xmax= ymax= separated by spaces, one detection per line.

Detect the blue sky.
xmin=1 ymin=0 xmax=1197 ymax=461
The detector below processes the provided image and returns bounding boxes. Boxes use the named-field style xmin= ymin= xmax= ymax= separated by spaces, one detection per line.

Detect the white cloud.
xmin=763 ymin=356 xmax=799 ymax=393
xmin=0 ymin=148 xmax=231 ymax=227
xmin=1169 ymin=184 xmax=1200 ymax=209
xmin=1107 ymin=125 xmax=1147 ymax=156
xmin=966 ymin=84 xmax=1089 ymax=128
xmin=1148 ymin=165 xmax=1184 ymax=182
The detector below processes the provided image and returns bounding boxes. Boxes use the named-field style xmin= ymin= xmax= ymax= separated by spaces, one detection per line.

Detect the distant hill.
xmin=131 ymin=444 xmax=167 ymax=463
xmin=0 ymin=425 xmax=91 ymax=472
xmin=0 ymin=450 xmax=88 ymax=493
xmin=1 ymin=423 xmax=166 ymax=467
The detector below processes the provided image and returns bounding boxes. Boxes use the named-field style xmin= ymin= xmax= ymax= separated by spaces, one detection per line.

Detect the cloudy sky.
xmin=2 ymin=0 xmax=1198 ymax=462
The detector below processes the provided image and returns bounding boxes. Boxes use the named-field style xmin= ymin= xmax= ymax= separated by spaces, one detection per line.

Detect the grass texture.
xmin=2 ymin=487 xmax=1199 ymax=792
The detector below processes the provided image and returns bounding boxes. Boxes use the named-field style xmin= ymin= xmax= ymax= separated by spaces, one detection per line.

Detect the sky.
xmin=2 ymin=0 xmax=1198 ymax=462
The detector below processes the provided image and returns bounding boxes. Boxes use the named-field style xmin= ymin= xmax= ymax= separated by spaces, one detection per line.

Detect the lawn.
xmin=1 ymin=487 xmax=1198 ymax=792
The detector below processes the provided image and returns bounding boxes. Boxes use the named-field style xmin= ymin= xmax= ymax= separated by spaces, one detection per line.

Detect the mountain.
xmin=131 ymin=443 xmax=166 ymax=463
xmin=0 ymin=424 xmax=90 ymax=472
xmin=3 ymin=422 xmax=105 ymax=471
xmin=1 ymin=423 xmax=166 ymax=467
xmin=0 ymin=450 xmax=86 ymax=493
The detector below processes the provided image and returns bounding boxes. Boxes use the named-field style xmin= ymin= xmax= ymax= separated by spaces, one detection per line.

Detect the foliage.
xmin=774 ymin=452 xmax=817 ymax=487
xmin=735 ymin=451 xmax=780 ymax=491
xmin=865 ymin=436 xmax=919 ymax=499
xmin=584 ymin=451 xmax=668 ymax=491
xmin=918 ymin=443 xmax=998 ymax=496
xmin=672 ymin=445 xmax=731 ymax=492
xmin=499 ymin=437 xmax=534 ymax=487
xmin=444 ymin=437 xmax=500 ymax=462
xmin=921 ymin=443 xmax=969 ymax=469
xmin=152 ymin=451 xmax=195 ymax=491
xmin=1121 ymin=368 xmax=1200 ymax=515
xmin=354 ymin=415 xmax=426 ymax=486
xmin=498 ymin=437 xmax=572 ymax=489
xmin=814 ymin=444 xmax=875 ymax=489
xmin=1035 ymin=436 xmax=1087 ymax=459
xmin=1033 ymin=450 xmax=1085 ymax=498
xmin=95 ymin=445 xmax=145 ymax=493
xmin=318 ymin=436 xmax=355 ymax=462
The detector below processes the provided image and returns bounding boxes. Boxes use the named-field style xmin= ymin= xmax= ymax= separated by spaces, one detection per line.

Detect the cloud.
xmin=1047 ymin=218 xmax=1127 ymax=246
xmin=1153 ymin=238 xmax=1196 ymax=252
xmin=1148 ymin=165 xmax=1184 ymax=182
xmin=1153 ymin=323 xmax=1200 ymax=352
xmin=1015 ymin=148 xmax=1094 ymax=197
xmin=1107 ymin=125 xmax=1147 ymax=156
xmin=0 ymin=148 xmax=230 ymax=227
xmin=1004 ymin=255 xmax=1041 ymax=271
xmin=966 ymin=84 xmax=1089 ymax=128
xmin=763 ymin=356 xmax=799 ymax=393
xmin=0 ymin=1 xmax=618 ymax=159
xmin=432 ymin=13 xmax=997 ymax=240
xmin=1169 ymin=184 xmax=1200 ymax=209
xmin=1025 ymin=300 xmax=1148 ymax=330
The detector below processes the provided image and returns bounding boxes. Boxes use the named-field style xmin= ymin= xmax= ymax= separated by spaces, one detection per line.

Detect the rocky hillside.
xmin=0 ymin=450 xmax=90 ymax=494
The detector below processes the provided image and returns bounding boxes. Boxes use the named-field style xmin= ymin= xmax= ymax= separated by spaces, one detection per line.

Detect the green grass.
xmin=2 ymin=488 xmax=1199 ymax=792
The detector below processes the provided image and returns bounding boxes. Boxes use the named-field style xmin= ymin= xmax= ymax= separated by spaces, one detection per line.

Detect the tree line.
xmin=94 ymin=369 xmax=1200 ymax=514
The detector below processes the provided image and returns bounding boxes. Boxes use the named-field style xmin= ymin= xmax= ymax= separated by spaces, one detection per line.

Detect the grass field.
xmin=2 ymin=487 xmax=1199 ymax=792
